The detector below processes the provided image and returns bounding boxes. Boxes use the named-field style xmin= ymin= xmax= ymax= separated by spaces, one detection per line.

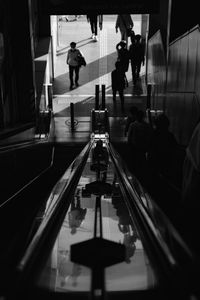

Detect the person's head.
xmin=135 ymin=34 xmax=141 ymax=43
xmin=130 ymin=31 xmax=135 ymax=44
xmin=70 ymin=42 xmax=76 ymax=49
xmin=154 ymin=113 xmax=170 ymax=131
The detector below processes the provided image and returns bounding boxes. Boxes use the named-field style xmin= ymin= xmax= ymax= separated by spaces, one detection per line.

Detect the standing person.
xmin=111 ymin=61 xmax=127 ymax=111
xmin=129 ymin=34 xmax=145 ymax=85
xmin=115 ymin=14 xmax=134 ymax=46
xmin=66 ymin=42 xmax=83 ymax=90
xmin=127 ymin=109 xmax=152 ymax=181
xmin=124 ymin=106 xmax=138 ymax=136
xmin=116 ymin=40 xmax=130 ymax=73
xmin=87 ymin=14 xmax=99 ymax=41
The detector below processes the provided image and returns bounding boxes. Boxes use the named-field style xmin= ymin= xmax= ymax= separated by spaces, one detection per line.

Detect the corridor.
xmin=51 ymin=15 xmax=146 ymax=143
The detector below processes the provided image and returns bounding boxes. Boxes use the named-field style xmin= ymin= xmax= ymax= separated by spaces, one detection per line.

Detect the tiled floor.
xmin=52 ymin=15 xmax=147 ymax=143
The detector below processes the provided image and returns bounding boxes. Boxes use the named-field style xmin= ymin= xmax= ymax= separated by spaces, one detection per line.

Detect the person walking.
xmin=129 ymin=34 xmax=145 ymax=84
xmin=111 ymin=61 xmax=127 ymax=111
xmin=115 ymin=14 xmax=134 ymax=46
xmin=66 ymin=41 xmax=83 ymax=90
xmin=87 ymin=14 xmax=99 ymax=41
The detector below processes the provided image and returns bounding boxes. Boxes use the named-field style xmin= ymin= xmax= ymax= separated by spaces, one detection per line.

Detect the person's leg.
xmin=121 ymin=30 xmax=125 ymax=41
xmin=69 ymin=65 xmax=74 ymax=89
xmin=119 ymin=89 xmax=124 ymax=110
xmin=136 ymin=62 xmax=141 ymax=78
xmin=75 ymin=66 xmax=80 ymax=85
xmin=112 ymin=89 xmax=117 ymax=101
xmin=131 ymin=60 xmax=137 ymax=84
xmin=90 ymin=20 xmax=95 ymax=37
xmin=94 ymin=16 xmax=98 ymax=35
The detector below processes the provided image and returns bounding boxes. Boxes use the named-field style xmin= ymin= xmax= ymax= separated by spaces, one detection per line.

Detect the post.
xmin=101 ymin=84 xmax=105 ymax=109
xmin=95 ymin=84 xmax=99 ymax=110
xmin=70 ymin=102 xmax=75 ymax=131
xmin=147 ymin=84 xmax=151 ymax=110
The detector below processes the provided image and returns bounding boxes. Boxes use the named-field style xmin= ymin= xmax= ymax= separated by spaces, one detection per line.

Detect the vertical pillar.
xmin=70 ymin=102 xmax=74 ymax=131
xmin=101 ymin=84 xmax=105 ymax=110
xmin=95 ymin=85 xmax=99 ymax=110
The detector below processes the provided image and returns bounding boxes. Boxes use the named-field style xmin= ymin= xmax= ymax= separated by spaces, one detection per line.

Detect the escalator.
xmin=0 ymin=139 xmax=85 ymax=294
xmin=3 ymin=127 xmax=198 ymax=300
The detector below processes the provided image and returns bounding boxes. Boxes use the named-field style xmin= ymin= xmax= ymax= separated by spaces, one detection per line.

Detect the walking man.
xmin=66 ymin=42 xmax=83 ymax=90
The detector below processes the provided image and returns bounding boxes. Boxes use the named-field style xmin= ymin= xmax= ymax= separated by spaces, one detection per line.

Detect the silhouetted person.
xmin=116 ymin=40 xmax=130 ymax=73
xmin=129 ymin=34 xmax=145 ymax=85
xmin=87 ymin=14 xmax=99 ymax=41
xmin=147 ymin=113 xmax=182 ymax=186
xmin=68 ymin=189 xmax=87 ymax=234
xmin=128 ymin=109 xmax=152 ymax=180
xmin=66 ymin=42 xmax=83 ymax=90
xmin=124 ymin=106 xmax=138 ymax=136
xmin=115 ymin=14 xmax=134 ymax=46
xmin=111 ymin=61 xmax=127 ymax=111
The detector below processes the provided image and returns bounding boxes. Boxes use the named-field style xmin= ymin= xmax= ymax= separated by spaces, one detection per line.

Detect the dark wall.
xmin=148 ymin=0 xmax=169 ymax=51
xmin=0 ymin=0 xmax=36 ymax=128
xmin=170 ymin=0 xmax=200 ymax=42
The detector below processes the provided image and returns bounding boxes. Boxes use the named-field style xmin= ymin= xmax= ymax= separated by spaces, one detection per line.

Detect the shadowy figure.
xmin=87 ymin=14 xmax=102 ymax=42
xmin=116 ymin=40 xmax=130 ymax=73
xmin=181 ymin=120 xmax=200 ymax=254
xmin=68 ymin=189 xmax=87 ymax=234
xmin=92 ymin=140 xmax=109 ymax=165
xmin=129 ymin=34 xmax=145 ymax=85
xmin=111 ymin=61 xmax=127 ymax=111
xmin=66 ymin=42 xmax=84 ymax=90
xmin=127 ymin=109 xmax=153 ymax=181
xmin=147 ymin=113 xmax=184 ymax=187
xmin=124 ymin=106 xmax=138 ymax=137
xmin=115 ymin=14 xmax=134 ymax=46
xmin=91 ymin=139 xmax=109 ymax=181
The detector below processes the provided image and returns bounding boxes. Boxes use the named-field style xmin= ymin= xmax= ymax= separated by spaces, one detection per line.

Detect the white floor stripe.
xmin=53 ymin=94 xmax=137 ymax=98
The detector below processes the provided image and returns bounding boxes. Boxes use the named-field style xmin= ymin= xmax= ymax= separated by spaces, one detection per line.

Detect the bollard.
xmin=101 ymin=84 xmax=105 ymax=109
xmin=147 ymin=84 xmax=151 ymax=110
xmin=95 ymin=85 xmax=99 ymax=110
xmin=70 ymin=102 xmax=75 ymax=131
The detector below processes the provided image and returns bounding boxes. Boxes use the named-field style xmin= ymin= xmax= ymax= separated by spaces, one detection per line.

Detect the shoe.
xmin=94 ymin=35 xmax=98 ymax=42
xmin=91 ymin=34 xmax=95 ymax=39
xmin=75 ymin=82 xmax=79 ymax=87
xmin=70 ymin=85 xmax=74 ymax=90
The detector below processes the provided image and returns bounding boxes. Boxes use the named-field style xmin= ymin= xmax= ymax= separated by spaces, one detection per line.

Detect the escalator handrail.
xmin=107 ymin=141 xmax=194 ymax=267
xmin=0 ymin=145 xmax=55 ymax=209
xmin=17 ymin=139 xmax=94 ymax=275
xmin=0 ymin=137 xmax=50 ymax=154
